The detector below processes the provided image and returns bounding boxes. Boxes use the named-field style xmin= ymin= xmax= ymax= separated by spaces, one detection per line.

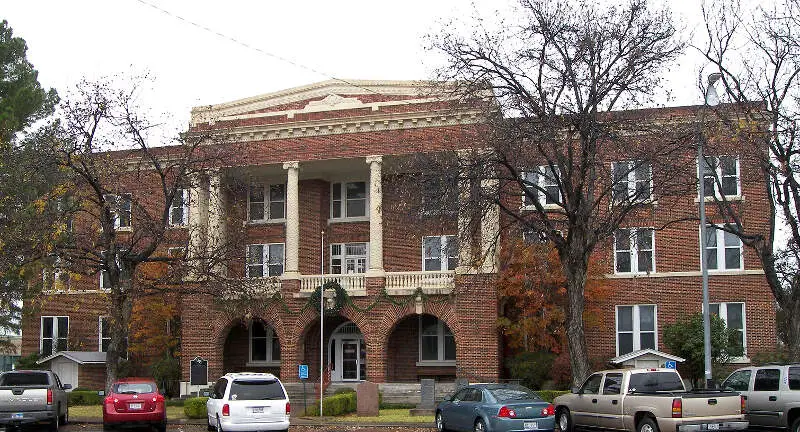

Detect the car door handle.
xmin=592 ymin=399 xmax=597 ymax=403
xmin=769 ymin=396 xmax=777 ymax=401
xmin=612 ymin=400 xmax=618 ymax=405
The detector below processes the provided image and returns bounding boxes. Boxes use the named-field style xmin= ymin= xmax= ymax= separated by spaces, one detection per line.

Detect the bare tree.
xmin=40 ymin=77 xmax=243 ymax=389
xmin=426 ymin=0 xmax=686 ymax=385
xmin=702 ymin=0 xmax=800 ymax=360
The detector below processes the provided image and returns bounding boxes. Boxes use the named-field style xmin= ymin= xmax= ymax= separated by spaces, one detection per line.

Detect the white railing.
xmin=385 ymin=270 xmax=455 ymax=293
xmin=299 ymin=273 xmax=366 ymax=294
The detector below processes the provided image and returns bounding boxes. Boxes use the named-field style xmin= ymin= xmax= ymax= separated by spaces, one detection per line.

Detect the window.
xmin=249 ymin=321 xmax=280 ymax=364
xmin=616 ymin=305 xmax=657 ymax=355
xmin=522 ymin=228 xmax=548 ymax=245
xmin=43 ymin=256 xmax=69 ymax=290
xmin=420 ymin=176 xmax=457 ymax=215
xmin=40 ymin=316 xmax=68 ymax=355
xmin=330 ymin=243 xmax=368 ymax=274
xmin=603 ymin=373 xmax=623 ymax=395
xmin=248 ymin=184 xmax=286 ymax=221
xmin=105 ymin=194 xmax=132 ymax=229
xmin=419 ymin=315 xmax=455 ymax=363
xmin=99 ymin=250 xmax=128 ymax=290
xmin=522 ymin=166 xmax=560 ymax=207
xmin=612 ymin=161 xmax=652 ymax=202
xmin=169 ymin=188 xmax=189 ymax=226
xmin=789 ymin=366 xmax=800 ymax=390
xmin=753 ymin=369 xmax=780 ymax=391
xmin=614 ymin=228 xmax=655 ymax=274
xmin=246 ymin=244 xmax=285 ymax=277
xmin=580 ymin=373 xmax=603 ymax=394
xmin=422 ymin=235 xmax=458 ymax=271
xmin=710 ymin=302 xmax=746 ymax=354
xmin=722 ymin=369 xmax=752 ymax=391
xmin=98 ymin=316 xmax=128 ymax=359
xmin=700 ymin=156 xmax=740 ymax=198
xmin=331 ymin=181 xmax=367 ymax=219
xmin=702 ymin=225 xmax=743 ymax=271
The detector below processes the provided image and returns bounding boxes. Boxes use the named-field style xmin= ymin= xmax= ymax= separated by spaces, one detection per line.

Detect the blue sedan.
xmin=436 ymin=384 xmax=556 ymax=432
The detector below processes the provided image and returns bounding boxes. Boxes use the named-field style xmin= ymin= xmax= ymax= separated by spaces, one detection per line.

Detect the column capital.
xmin=282 ymin=161 xmax=299 ymax=170
xmin=365 ymin=155 xmax=383 ymax=165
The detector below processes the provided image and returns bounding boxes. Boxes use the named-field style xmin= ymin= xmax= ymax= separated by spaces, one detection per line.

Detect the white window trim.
xmin=105 ymin=193 xmax=132 ymax=230
xmin=699 ymin=225 xmax=744 ymax=272
xmin=247 ymin=183 xmax=287 ymax=223
xmin=615 ymin=304 xmax=658 ymax=356
xmin=330 ymin=180 xmax=370 ymax=222
xmin=611 ymin=161 xmax=654 ymax=203
xmin=247 ymin=322 xmax=281 ymax=366
xmin=168 ymin=188 xmax=189 ymax=227
xmin=40 ymin=316 xmax=68 ymax=355
xmin=697 ymin=155 xmax=742 ymax=200
xmin=521 ymin=166 xmax=561 ymax=210
xmin=613 ymin=228 xmax=656 ymax=275
xmin=329 ymin=242 xmax=370 ymax=274
xmin=99 ymin=315 xmax=110 ymax=353
xmin=417 ymin=316 xmax=456 ymax=366
xmin=246 ymin=243 xmax=285 ymax=278
xmin=421 ymin=235 xmax=458 ymax=271
xmin=709 ymin=302 xmax=749 ymax=361
xmin=99 ymin=249 xmax=128 ymax=290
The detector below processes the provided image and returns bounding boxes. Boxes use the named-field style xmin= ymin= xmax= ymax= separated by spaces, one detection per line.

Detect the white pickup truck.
xmin=0 ymin=370 xmax=71 ymax=431
xmin=554 ymin=368 xmax=748 ymax=432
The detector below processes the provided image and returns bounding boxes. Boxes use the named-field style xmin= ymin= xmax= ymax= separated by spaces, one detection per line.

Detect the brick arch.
xmin=378 ymin=300 xmax=457 ymax=345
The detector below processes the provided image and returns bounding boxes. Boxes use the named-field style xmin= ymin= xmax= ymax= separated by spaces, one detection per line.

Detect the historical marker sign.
xmin=190 ymin=356 xmax=208 ymax=386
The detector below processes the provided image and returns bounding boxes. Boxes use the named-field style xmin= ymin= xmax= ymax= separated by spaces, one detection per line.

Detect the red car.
xmin=103 ymin=378 xmax=166 ymax=432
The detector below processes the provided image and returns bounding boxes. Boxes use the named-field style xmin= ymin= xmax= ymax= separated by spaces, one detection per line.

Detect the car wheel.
xmin=60 ymin=406 xmax=68 ymax=425
xmin=556 ymin=408 xmax=573 ymax=432
xmin=49 ymin=407 xmax=60 ymax=432
xmin=103 ymin=423 xmax=114 ymax=432
xmin=791 ymin=417 xmax=800 ymax=432
xmin=156 ymin=421 xmax=167 ymax=432
xmin=436 ymin=411 xmax=447 ymax=432
xmin=216 ymin=416 xmax=224 ymax=432
xmin=207 ymin=416 xmax=215 ymax=432
xmin=637 ymin=417 xmax=660 ymax=432
xmin=474 ymin=417 xmax=487 ymax=432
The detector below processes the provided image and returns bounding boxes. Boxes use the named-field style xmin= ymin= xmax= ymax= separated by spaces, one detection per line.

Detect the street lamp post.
xmin=700 ymin=72 xmax=722 ymax=389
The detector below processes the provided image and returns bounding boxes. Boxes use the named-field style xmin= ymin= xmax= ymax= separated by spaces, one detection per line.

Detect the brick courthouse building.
xmin=21 ymin=80 xmax=776 ymax=392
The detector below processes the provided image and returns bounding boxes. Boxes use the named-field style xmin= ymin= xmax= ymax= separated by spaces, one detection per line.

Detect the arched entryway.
xmin=328 ymin=321 xmax=366 ymax=382
xmin=386 ymin=313 xmax=456 ymax=382
xmin=222 ymin=319 xmax=281 ymax=376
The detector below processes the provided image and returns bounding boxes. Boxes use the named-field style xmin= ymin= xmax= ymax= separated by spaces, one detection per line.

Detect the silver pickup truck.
xmin=0 ymin=370 xmax=71 ymax=431
xmin=554 ymin=368 xmax=748 ymax=432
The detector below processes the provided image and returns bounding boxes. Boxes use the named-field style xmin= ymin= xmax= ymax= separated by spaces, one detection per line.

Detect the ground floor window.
xmin=616 ymin=305 xmax=656 ymax=356
xmin=0 ymin=355 xmax=19 ymax=372
xmin=710 ymin=302 xmax=746 ymax=355
xmin=249 ymin=321 xmax=280 ymax=364
xmin=41 ymin=316 xmax=68 ymax=355
xmin=419 ymin=315 xmax=455 ymax=363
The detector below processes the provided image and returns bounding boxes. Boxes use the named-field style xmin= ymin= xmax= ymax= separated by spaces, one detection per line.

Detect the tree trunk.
xmin=785 ymin=297 xmax=800 ymax=362
xmin=104 ymin=277 xmax=133 ymax=393
xmin=561 ymin=250 xmax=591 ymax=387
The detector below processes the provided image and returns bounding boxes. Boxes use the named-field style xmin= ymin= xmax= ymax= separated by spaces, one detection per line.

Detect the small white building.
xmin=609 ymin=348 xmax=685 ymax=369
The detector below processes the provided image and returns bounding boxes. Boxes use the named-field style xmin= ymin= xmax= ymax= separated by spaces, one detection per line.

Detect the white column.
xmin=366 ymin=155 xmax=384 ymax=277
xmin=456 ymin=177 xmax=475 ymax=274
xmin=207 ymin=170 xmax=226 ymax=277
xmin=282 ymin=161 xmax=301 ymax=279
xmin=186 ymin=173 xmax=205 ymax=280
xmin=480 ymin=179 xmax=500 ymax=273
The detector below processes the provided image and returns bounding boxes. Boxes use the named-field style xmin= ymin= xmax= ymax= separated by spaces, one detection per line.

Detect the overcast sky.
xmin=4 ymin=0 xmax=727 ymax=135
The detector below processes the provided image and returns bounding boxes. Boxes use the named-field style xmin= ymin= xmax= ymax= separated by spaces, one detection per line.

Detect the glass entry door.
xmin=341 ymin=340 xmax=359 ymax=380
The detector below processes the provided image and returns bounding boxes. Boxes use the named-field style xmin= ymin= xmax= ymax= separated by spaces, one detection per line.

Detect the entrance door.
xmin=341 ymin=340 xmax=359 ymax=381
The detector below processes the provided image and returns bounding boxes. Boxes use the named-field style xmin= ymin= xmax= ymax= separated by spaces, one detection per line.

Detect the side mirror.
xmin=571 ymin=386 xmax=580 ymax=394
xmin=62 ymin=384 xmax=72 ymax=390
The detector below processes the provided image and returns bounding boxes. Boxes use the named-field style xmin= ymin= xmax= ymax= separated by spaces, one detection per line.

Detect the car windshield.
xmin=487 ymin=385 xmax=541 ymax=402
xmin=113 ymin=382 xmax=156 ymax=394
xmin=229 ymin=379 xmax=286 ymax=400
xmin=0 ymin=372 xmax=49 ymax=386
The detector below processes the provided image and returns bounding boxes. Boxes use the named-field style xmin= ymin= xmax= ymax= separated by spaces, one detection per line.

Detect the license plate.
xmin=708 ymin=424 xmax=720 ymax=430
xmin=11 ymin=413 xmax=23 ymax=420
xmin=523 ymin=421 xmax=538 ymax=430
xmin=252 ymin=407 xmax=264 ymax=413
xmin=129 ymin=403 xmax=142 ymax=410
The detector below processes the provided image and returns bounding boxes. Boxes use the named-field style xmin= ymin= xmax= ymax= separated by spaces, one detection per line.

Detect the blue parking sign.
xmin=299 ymin=364 xmax=309 ymax=379
xmin=665 ymin=361 xmax=677 ymax=369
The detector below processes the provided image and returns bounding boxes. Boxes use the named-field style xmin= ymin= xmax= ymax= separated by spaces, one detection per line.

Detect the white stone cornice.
xmin=365 ymin=155 xmax=383 ymax=164
xmin=282 ymin=161 xmax=299 ymax=170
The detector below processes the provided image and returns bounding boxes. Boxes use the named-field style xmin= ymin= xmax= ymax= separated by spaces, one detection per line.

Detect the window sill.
xmin=694 ymin=195 xmax=745 ymax=203
xmin=521 ymin=204 xmax=561 ymax=211
xmin=727 ymin=356 xmax=750 ymax=364
xmin=247 ymin=219 xmax=286 ymax=225
xmin=166 ymin=224 xmax=188 ymax=229
xmin=613 ymin=271 xmax=656 ymax=277
xmin=329 ymin=216 xmax=370 ymax=223
xmin=115 ymin=227 xmax=133 ymax=232
xmin=416 ymin=360 xmax=456 ymax=367
xmin=246 ymin=361 xmax=281 ymax=367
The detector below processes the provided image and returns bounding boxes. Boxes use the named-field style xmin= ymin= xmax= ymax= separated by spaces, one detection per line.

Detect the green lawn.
xmin=308 ymin=408 xmax=434 ymax=423
xmin=68 ymin=405 xmax=186 ymax=419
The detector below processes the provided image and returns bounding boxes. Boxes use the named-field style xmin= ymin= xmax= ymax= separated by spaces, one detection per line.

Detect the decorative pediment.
xmin=303 ymin=94 xmax=365 ymax=112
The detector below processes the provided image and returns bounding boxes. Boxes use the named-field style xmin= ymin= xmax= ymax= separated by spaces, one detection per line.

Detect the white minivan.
xmin=206 ymin=372 xmax=290 ymax=432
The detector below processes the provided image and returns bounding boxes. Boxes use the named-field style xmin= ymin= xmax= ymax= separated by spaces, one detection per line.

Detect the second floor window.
xmin=612 ymin=161 xmax=652 ymax=202
xmin=423 ymin=235 xmax=458 ymax=271
xmin=702 ymin=225 xmax=743 ymax=271
xmin=41 ymin=316 xmax=68 ymax=355
xmin=522 ymin=166 xmax=560 ymax=207
xmin=700 ymin=156 xmax=740 ymax=198
xmin=616 ymin=304 xmax=656 ymax=355
xmin=614 ymin=228 xmax=655 ymax=274
xmin=169 ymin=188 xmax=189 ymax=226
xmin=247 ymin=244 xmax=285 ymax=277
xmin=331 ymin=243 xmax=368 ymax=274
xmin=331 ymin=181 xmax=367 ymax=219
xmin=105 ymin=193 xmax=131 ymax=229
xmin=249 ymin=184 xmax=286 ymax=221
